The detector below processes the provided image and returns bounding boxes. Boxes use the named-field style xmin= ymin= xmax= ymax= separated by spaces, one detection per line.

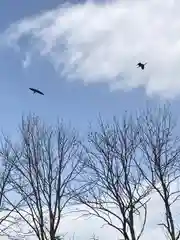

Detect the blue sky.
xmin=1 ymin=0 xmax=179 ymax=138
xmin=1 ymin=1 xmax=180 ymax=239
xmin=0 ymin=1 xmax=134 ymax=135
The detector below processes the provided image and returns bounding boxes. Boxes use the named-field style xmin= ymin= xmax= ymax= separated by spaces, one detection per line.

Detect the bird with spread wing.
xmin=137 ymin=62 xmax=147 ymax=70
xmin=29 ymin=88 xmax=44 ymax=95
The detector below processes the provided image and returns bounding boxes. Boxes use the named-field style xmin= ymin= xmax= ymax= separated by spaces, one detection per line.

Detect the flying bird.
xmin=137 ymin=62 xmax=147 ymax=70
xmin=29 ymin=88 xmax=44 ymax=95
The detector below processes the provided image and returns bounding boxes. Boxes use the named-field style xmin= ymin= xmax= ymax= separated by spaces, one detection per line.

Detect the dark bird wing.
xmin=141 ymin=63 xmax=147 ymax=69
xmin=137 ymin=63 xmax=142 ymax=68
xmin=137 ymin=62 xmax=147 ymax=69
xmin=29 ymin=88 xmax=35 ymax=92
xmin=35 ymin=89 xmax=44 ymax=95
xmin=29 ymin=88 xmax=44 ymax=95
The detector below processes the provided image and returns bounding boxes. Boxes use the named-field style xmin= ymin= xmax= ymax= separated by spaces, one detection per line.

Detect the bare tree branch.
xmin=0 ymin=114 xmax=83 ymax=240
xmin=136 ymin=104 xmax=180 ymax=240
xmin=74 ymin=114 xmax=151 ymax=240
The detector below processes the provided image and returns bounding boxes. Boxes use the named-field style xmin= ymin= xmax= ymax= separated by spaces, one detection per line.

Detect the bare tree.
xmin=0 ymin=150 xmax=13 ymax=225
xmin=136 ymin=104 xmax=180 ymax=240
xmin=0 ymin=114 xmax=83 ymax=240
xmin=75 ymin=115 xmax=151 ymax=240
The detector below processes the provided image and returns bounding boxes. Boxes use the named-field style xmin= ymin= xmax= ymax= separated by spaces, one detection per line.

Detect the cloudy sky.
xmin=1 ymin=0 xmax=180 ymax=239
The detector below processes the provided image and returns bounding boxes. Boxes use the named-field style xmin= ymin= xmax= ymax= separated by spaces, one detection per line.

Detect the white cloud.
xmin=1 ymin=0 xmax=180 ymax=98
xmin=22 ymin=52 xmax=31 ymax=68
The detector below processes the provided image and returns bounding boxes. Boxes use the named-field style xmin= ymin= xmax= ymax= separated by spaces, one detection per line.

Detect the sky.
xmin=1 ymin=0 xmax=180 ymax=239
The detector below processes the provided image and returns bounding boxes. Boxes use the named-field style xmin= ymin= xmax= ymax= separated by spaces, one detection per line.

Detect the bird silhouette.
xmin=137 ymin=62 xmax=147 ymax=70
xmin=29 ymin=88 xmax=44 ymax=95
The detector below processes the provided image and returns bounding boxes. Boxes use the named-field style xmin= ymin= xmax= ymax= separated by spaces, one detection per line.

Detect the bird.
xmin=137 ymin=62 xmax=147 ymax=70
xmin=29 ymin=88 xmax=44 ymax=95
